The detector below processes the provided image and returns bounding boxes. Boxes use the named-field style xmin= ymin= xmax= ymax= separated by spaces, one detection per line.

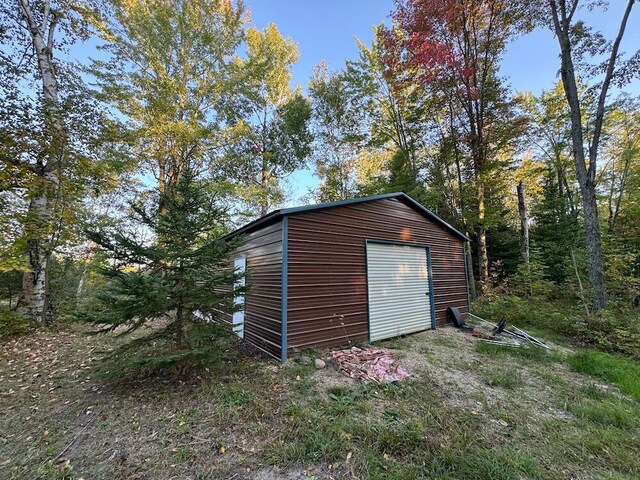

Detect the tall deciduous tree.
xmin=90 ymin=0 xmax=246 ymax=208
xmin=12 ymin=0 xmax=68 ymax=322
xmin=223 ymin=23 xmax=312 ymax=216
xmin=308 ymin=62 xmax=365 ymax=202
xmin=345 ymin=27 xmax=432 ymax=196
xmin=0 ymin=0 xmax=120 ymax=323
xmin=387 ymin=0 xmax=528 ymax=292
xmin=546 ymin=0 xmax=638 ymax=310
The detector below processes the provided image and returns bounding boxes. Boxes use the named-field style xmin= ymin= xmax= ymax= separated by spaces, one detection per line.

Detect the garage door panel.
xmin=366 ymin=242 xmax=432 ymax=342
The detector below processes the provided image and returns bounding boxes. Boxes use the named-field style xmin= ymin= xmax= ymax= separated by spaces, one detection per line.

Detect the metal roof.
xmin=221 ymin=192 xmax=470 ymax=242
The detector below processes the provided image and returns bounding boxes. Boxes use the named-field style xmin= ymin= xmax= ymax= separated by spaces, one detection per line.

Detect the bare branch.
xmin=567 ymin=0 xmax=580 ymax=23
xmin=589 ymin=0 xmax=635 ymax=178
xmin=42 ymin=0 xmax=50 ymax=39
xmin=17 ymin=0 xmax=38 ymax=36
xmin=46 ymin=11 xmax=58 ymax=56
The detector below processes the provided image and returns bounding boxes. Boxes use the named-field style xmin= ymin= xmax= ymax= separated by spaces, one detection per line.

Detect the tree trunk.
xmin=581 ymin=182 xmax=607 ymax=310
xmin=17 ymin=234 xmax=51 ymax=324
xmin=476 ymin=179 xmax=489 ymax=291
xmin=464 ymin=240 xmax=477 ymax=300
xmin=175 ymin=302 xmax=186 ymax=349
xmin=451 ymin=122 xmax=477 ymax=300
xmin=517 ymin=181 xmax=530 ymax=264
xmin=608 ymin=148 xmax=632 ymax=233
xmin=547 ymin=0 xmax=635 ymax=311
xmin=14 ymin=0 xmax=63 ymax=324
xmin=260 ymin=166 xmax=269 ymax=216
xmin=76 ymin=245 xmax=92 ymax=300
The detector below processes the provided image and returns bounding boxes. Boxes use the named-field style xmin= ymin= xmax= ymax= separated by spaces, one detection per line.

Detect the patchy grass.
xmin=568 ymin=350 xmax=640 ymax=400
xmin=475 ymin=341 xmax=562 ymax=363
xmin=483 ymin=369 xmax=523 ymax=389
xmin=269 ymin=377 xmax=547 ymax=479
xmin=1 ymin=324 xmax=640 ymax=479
xmin=570 ymin=395 xmax=638 ymax=429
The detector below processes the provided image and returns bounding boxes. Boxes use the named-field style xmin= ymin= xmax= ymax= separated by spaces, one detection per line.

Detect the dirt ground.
xmin=0 ymin=324 xmax=636 ymax=479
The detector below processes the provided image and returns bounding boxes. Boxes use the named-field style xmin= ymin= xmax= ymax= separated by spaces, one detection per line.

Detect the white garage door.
xmin=366 ymin=242 xmax=432 ymax=341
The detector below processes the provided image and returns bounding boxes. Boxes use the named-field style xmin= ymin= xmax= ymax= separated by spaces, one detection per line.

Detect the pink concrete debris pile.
xmin=331 ymin=346 xmax=409 ymax=383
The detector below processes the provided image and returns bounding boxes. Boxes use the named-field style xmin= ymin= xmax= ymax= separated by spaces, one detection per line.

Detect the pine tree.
xmin=532 ymin=166 xmax=582 ymax=284
xmin=80 ymin=165 xmax=245 ymax=367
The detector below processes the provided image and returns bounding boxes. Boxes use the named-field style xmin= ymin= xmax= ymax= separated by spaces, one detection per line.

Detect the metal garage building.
xmin=222 ymin=192 xmax=471 ymax=361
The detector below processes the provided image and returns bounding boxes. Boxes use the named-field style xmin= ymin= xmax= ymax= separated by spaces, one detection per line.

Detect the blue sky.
xmin=247 ymin=1 xmax=640 ymax=98
xmin=245 ymin=0 xmax=640 ymax=205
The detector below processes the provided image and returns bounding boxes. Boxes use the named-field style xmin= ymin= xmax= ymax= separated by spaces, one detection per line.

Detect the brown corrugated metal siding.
xmin=230 ymin=220 xmax=282 ymax=358
xmin=286 ymin=198 xmax=468 ymax=354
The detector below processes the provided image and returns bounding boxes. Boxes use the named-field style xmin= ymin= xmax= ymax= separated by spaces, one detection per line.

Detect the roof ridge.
xmin=221 ymin=192 xmax=469 ymax=242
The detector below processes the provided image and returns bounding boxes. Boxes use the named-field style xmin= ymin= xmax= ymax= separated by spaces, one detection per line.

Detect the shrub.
xmin=577 ymin=310 xmax=640 ymax=358
xmin=0 ymin=308 xmax=31 ymax=339
xmin=473 ymin=294 xmax=578 ymax=336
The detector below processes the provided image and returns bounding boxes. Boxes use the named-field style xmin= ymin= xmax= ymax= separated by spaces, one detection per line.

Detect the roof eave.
xmin=221 ymin=192 xmax=470 ymax=243
xmin=220 ymin=210 xmax=282 ymax=241
xmin=397 ymin=194 xmax=470 ymax=242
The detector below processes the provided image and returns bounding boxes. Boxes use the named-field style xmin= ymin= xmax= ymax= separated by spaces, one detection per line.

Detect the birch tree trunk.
xmin=517 ymin=181 xmax=530 ymax=264
xmin=14 ymin=0 xmax=64 ymax=324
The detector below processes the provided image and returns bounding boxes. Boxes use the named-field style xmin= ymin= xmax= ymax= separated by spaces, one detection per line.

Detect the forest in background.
xmin=1 ymin=0 xmax=639 ymax=361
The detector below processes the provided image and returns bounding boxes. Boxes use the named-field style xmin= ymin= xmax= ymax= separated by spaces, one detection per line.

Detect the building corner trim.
xmin=462 ymin=242 xmax=472 ymax=314
xmin=281 ymin=215 xmax=288 ymax=362
xmin=426 ymin=246 xmax=436 ymax=329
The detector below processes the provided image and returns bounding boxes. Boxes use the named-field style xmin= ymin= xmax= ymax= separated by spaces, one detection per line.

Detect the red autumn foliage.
xmin=383 ymin=0 xmax=472 ymax=83
xmin=384 ymin=0 xmax=520 ymax=89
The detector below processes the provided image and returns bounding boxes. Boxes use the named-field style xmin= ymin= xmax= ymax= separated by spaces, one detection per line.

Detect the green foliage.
xmin=486 ymin=224 xmax=522 ymax=280
xmin=604 ymin=239 xmax=640 ymax=310
xmin=308 ymin=62 xmax=365 ymax=202
xmin=474 ymin=294 xmax=580 ymax=337
xmin=507 ymin=259 xmax=556 ymax=298
xmin=568 ymin=351 xmax=640 ymax=400
xmin=531 ymin=163 xmax=581 ymax=284
xmin=222 ymin=23 xmax=312 ymax=216
xmin=343 ymin=28 xmax=433 ymax=197
xmin=0 ymin=270 xmax=21 ymax=308
xmin=90 ymin=0 xmax=246 ymax=214
xmin=95 ymin=321 xmax=238 ymax=381
xmin=79 ymin=165 xmax=244 ymax=368
xmin=579 ymin=310 xmax=640 ymax=358
xmin=48 ymin=256 xmax=84 ymax=318
xmin=0 ymin=0 xmax=135 ymax=322
xmin=475 ymin=292 xmax=640 ymax=358
xmin=0 ymin=307 xmax=31 ymax=339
